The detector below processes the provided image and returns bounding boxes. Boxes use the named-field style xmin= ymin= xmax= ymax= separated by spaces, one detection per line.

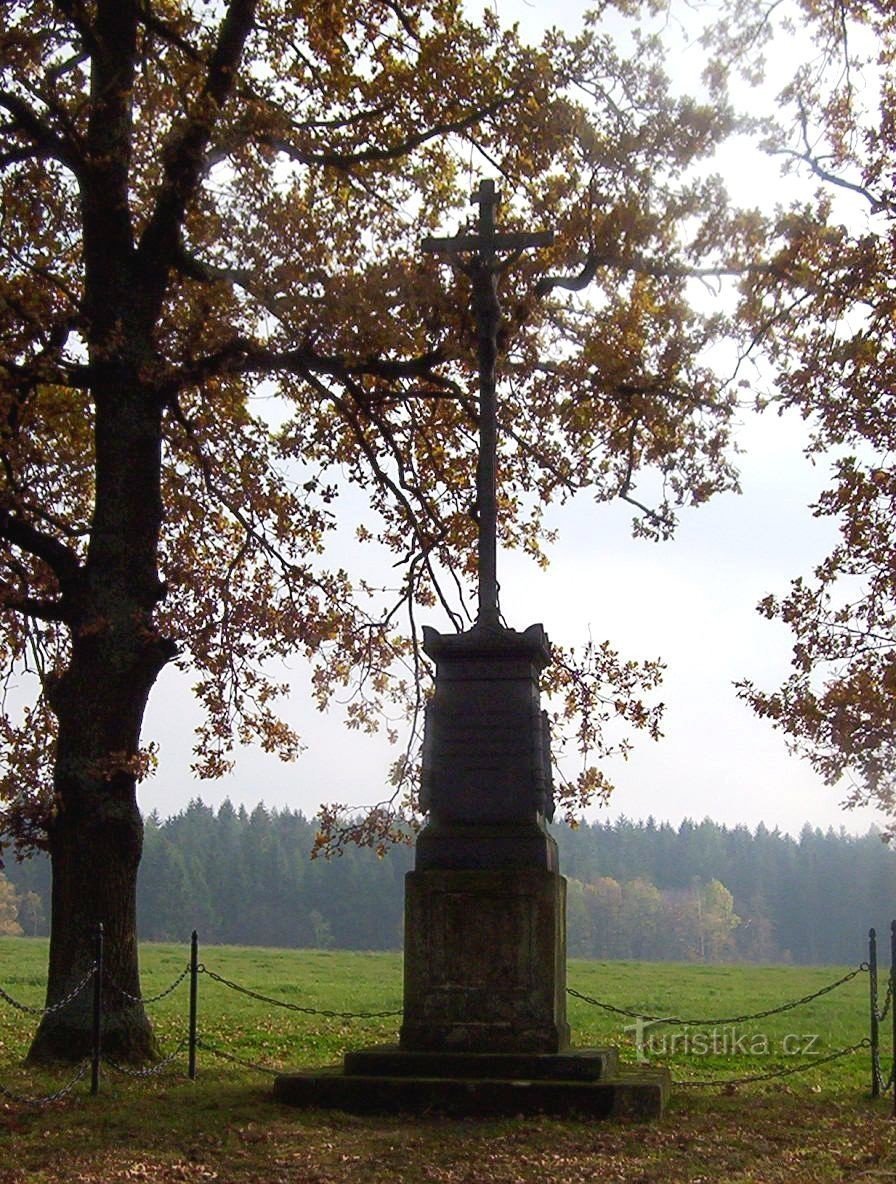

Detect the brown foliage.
xmin=709 ymin=2 xmax=896 ymax=832
xmin=0 ymin=0 xmax=748 ymax=861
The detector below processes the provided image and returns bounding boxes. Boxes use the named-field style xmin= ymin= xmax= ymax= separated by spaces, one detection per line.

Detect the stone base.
xmin=344 ymin=1044 xmax=618 ymax=1080
xmin=401 ymin=867 xmax=569 ymax=1053
xmin=273 ymin=1058 xmax=671 ymax=1120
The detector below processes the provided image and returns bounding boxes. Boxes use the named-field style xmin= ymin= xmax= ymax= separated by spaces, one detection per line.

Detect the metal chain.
xmin=873 ymin=1044 xmax=885 ymax=1094
xmin=676 ymin=1039 xmax=872 ymax=1089
xmin=199 ymin=966 xmax=403 ymax=1019
xmin=103 ymin=1038 xmax=188 ymax=1078
xmin=104 ymin=966 xmax=191 ymax=1006
xmin=874 ymin=980 xmax=893 ymax=1024
xmin=195 ymin=1038 xmax=280 ymax=1077
xmin=0 ymin=1059 xmax=90 ymax=1106
xmin=567 ymin=964 xmax=868 ymax=1027
xmin=0 ymin=964 xmax=97 ymax=1018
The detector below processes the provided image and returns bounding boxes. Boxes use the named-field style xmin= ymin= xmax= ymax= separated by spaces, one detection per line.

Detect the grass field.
xmin=0 ymin=938 xmax=894 ymax=1183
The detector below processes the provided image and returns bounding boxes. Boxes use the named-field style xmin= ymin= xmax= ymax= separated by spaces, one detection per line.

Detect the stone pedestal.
xmin=401 ymin=867 xmax=569 ymax=1053
xmin=274 ymin=622 xmax=670 ymax=1119
xmin=401 ymin=624 xmax=569 ymax=1055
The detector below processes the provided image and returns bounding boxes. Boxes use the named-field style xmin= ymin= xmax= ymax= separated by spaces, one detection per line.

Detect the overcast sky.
xmin=137 ymin=0 xmax=889 ymax=839
xmin=142 ymin=400 xmax=885 ymax=837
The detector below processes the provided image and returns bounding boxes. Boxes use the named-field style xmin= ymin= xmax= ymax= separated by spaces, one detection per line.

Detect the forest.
xmin=4 ymin=801 xmax=893 ymax=966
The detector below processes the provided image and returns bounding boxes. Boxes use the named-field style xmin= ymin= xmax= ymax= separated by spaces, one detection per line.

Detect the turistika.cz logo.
xmin=623 ymin=1018 xmax=821 ymax=1064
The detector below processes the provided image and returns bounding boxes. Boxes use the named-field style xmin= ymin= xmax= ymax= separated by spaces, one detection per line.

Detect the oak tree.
xmin=1 ymin=0 xmax=742 ymax=1060
xmin=714 ymin=1 xmax=896 ymax=833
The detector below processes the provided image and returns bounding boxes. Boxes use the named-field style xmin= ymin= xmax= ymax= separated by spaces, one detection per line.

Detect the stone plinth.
xmin=401 ymin=867 xmax=569 ymax=1053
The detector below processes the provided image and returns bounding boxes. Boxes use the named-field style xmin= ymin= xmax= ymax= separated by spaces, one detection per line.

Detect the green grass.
xmin=0 ymin=938 xmax=893 ymax=1184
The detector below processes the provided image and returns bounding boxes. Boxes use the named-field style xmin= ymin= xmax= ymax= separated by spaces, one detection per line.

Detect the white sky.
xmin=142 ymin=404 xmax=885 ymax=837
xmin=138 ymin=0 xmax=889 ymax=839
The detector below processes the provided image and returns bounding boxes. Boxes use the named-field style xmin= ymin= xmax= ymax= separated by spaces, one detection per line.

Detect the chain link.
xmin=0 ymin=1059 xmax=90 ymax=1106
xmin=0 ymin=964 xmax=97 ymax=1018
xmin=104 ymin=966 xmax=191 ymax=1006
xmin=195 ymin=1038 xmax=280 ymax=1076
xmin=874 ymin=980 xmax=893 ymax=1024
xmin=103 ymin=1038 xmax=188 ymax=1078
xmin=873 ymin=1044 xmax=885 ymax=1094
xmin=199 ymin=966 xmax=402 ymax=1019
xmin=567 ymin=964 xmax=868 ymax=1026
xmin=675 ymin=1039 xmax=872 ymax=1089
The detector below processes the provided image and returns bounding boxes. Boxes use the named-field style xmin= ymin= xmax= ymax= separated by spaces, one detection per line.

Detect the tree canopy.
xmin=715 ymin=1 xmax=896 ymax=833
xmin=0 ymin=0 xmax=746 ymax=848
xmin=0 ymin=0 xmax=750 ymax=1058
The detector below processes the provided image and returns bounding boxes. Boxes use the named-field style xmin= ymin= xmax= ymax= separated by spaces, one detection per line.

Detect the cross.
xmin=422 ymin=180 xmax=553 ymax=631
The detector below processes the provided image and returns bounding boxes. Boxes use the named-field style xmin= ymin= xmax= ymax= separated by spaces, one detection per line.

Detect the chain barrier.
xmin=874 ymin=981 xmax=893 ymax=1025
xmin=195 ymin=1038 xmax=280 ymax=1077
xmin=567 ymin=964 xmax=868 ymax=1027
xmin=675 ymin=1039 xmax=872 ymax=1089
xmin=0 ymin=1059 xmax=90 ymax=1106
xmin=103 ymin=1038 xmax=189 ymax=1079
xmin=0 ymin=964 xmax=97 ymax=1018
xmin=104 ymin=966 xmax=191 ymax=1006
xmin=198 ymin=965 xmax=403 ymax=1019
xmin=1 ymin=928 xmax=891 ymax=1106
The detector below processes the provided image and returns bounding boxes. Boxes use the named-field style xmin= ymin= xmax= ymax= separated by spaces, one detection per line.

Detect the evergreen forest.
xmin=4 ymin=801 xmax=894 ymax=966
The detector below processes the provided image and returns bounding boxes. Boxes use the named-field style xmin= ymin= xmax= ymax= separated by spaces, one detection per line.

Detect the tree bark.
xmin=27 ymin=767 xmax=156 ymax=1063
xmin=27 ymin=372 xmax=174 ymax=1062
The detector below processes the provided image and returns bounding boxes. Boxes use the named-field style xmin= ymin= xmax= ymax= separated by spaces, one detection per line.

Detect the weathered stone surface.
xmin=415 ymin=820 xmax=559 ymax=872
xmin=273 ymin=1066 xmax=671 ymax=1119
xmin=419 ymin=624 xmax=554 ymax=836
xmin=401 ymin=867 xmax=569 ymax=1053
xmin=343 ymin=1044 xmax=619 ymax=1081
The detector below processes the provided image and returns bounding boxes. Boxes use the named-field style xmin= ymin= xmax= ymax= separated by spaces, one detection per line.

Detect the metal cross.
xmin=422 ymin=180 xmax=553 ymax=630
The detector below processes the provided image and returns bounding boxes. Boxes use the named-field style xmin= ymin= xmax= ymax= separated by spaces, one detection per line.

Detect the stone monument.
xmin=274 ymin=182 xmax=669 ymax=1118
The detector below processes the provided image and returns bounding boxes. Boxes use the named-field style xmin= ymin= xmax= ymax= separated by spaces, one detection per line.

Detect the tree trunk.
xmin=27 ymin=372 xmax=173 ymax=1063
xmin=27 ymin=781 xmax=157 ymax=1063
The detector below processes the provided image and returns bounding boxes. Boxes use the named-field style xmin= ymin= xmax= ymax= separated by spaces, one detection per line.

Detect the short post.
xmin=871 ymin=928 xmax=880 ymax=1098
xmin=188 ymin=930 xmax=199 ymax=1080
xmin=91 ymin=922 xmax=104 ymax=1097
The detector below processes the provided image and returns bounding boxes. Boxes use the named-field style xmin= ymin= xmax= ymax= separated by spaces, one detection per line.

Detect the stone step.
xmin=343 ymin=1045 xmax=619 ymax=1081
xmin=273 ymin=1066 xmax=670 ymax=1120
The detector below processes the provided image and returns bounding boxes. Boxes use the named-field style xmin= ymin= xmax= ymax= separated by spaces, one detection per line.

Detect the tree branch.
xmin=170 ymin=337 xmax=453 ymax=396
xmin=135 ymin=3 xmax=206 ymax=65
xmin=52 ymin=0 xmax=97 ymax=48
xmin=0 ymin=90 xmax=82 ymax=174
xmin=0 ymin=511 xmax=81 ymax=583
xmin=137 ymin=0 xmax=258 ymax=283
xmin=768 ymin=145 xmax=893 ymax=214
xmin=536 ymin=251 xmax=758 ymax=298
xmin=0 ymin=586 xmax=69 ymax=623
xmin=263 ymin=92 xmax=516 ymax=173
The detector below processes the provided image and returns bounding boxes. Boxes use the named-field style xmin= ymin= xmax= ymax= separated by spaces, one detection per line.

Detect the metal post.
xmin=188 ymin=930 xmax=199 ymax=1080
xmin=91 ymin=922 xmax=104 ymax=1096
xmin=891 ymin=920 xmax=896 ymax=1118
xmin=870 ymin=928 xmax=880 ymax=1097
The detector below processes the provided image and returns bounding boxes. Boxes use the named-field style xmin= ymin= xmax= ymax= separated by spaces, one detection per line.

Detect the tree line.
xmin=5 ymin=802 xmax=893 ymax=966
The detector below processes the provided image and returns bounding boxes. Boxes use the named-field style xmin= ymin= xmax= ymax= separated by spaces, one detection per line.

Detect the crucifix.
xmin=422 ymin=180 xmax=553 ymax=631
